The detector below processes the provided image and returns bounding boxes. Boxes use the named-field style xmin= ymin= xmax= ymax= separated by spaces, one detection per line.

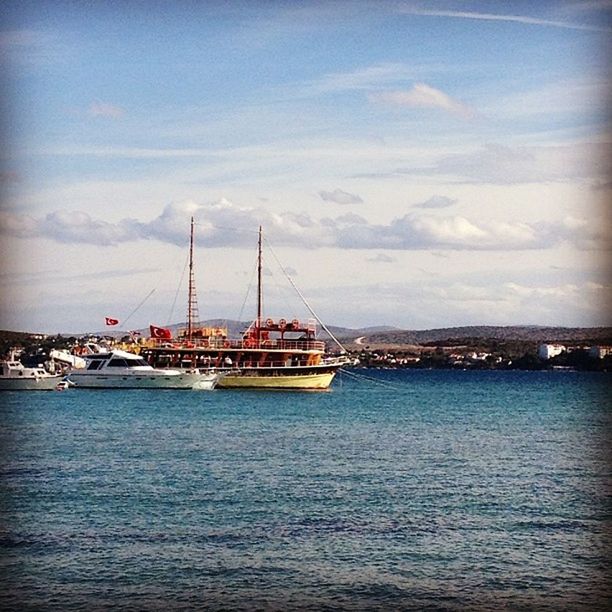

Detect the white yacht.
xmin=66 ymin=349 xmax=221 ymax=390
xmin=0 ymin=353 xmax=64 ymax=391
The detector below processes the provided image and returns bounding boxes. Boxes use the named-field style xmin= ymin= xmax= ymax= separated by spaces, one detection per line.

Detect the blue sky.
xmin=1 ymin=1 xmax=610 ymax=333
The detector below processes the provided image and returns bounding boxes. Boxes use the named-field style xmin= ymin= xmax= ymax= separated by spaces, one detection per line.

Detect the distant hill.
xmin=87 ymin=321 xmax=400 ymax=340
xmin=0 ymin=329 xmax=44 ymax=343
xmin=2 ymin=324 xmax=610 ymax=348
xmin=318 ymin=324 xmax=400 ymax=339
xmin=362 ymin=326 xmax=612 ymax=345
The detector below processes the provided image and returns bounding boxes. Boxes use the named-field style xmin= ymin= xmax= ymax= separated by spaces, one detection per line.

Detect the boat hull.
xmin=0 ymin=376 xmax=64 ymax=391
xmin=67 ymin=372 xmax=219 ymax=390
xmin=218 ymin=367 xmax=338 ymax=390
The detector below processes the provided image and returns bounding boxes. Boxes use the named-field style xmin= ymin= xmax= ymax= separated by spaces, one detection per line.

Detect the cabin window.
xmin=108 ymin=359 xmax=128 ymax=367
xmin=87 ymin=361 xmax=103 ymax=371
xmin=127 ymin=358 xmax=148 ymax=366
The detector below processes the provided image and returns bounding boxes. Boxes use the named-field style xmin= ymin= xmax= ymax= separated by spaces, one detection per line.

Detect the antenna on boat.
xmin=186 ymin=216 xmax=200 ymax=340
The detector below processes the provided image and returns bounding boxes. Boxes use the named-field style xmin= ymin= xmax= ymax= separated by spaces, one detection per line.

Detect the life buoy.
xmin=265 ymin=318 xmax=274 ymax=327
xmin=202 ymin=340 xmax=209 ymax=347
xmin=244 ymin=339 xmax=253 ymax=348
xmin=292 ymin=318 xmax=300 ymax=328
xmin=278 ymin=318 xmax=287 ymax=329
xmin=223 ymin=341 xmax=230 ymax=348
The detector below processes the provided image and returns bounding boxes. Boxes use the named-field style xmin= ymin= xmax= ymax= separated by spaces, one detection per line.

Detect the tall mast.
xmin=187 ymin=216 xmax=200 ymax=340
xmin=256 ymin=225 xmax=263 ymax=340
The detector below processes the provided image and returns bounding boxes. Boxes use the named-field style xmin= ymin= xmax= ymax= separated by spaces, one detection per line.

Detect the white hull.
xmin=0 ymin=375 xmax=64 ymax=391
xmin=67 ymin=371 xmax=219 ymax=389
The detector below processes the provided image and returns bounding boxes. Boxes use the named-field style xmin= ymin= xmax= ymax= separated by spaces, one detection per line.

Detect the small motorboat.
xmin=55 ymin=379 xmax=72 ymax=391
xmin=0 ymin=351 xmax=65 ymax=391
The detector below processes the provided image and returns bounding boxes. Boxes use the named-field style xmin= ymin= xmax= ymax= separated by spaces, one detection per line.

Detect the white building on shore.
xmin=538 ymin=344 xmax=566 ymax=360
xmin=588 ymin=346 xmax=612 ymax=359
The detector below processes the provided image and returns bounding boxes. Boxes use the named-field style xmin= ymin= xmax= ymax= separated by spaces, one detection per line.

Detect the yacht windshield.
xmin=108 ymin=359 xmax=129 ymax=367
xmin=129 ymin=358 xmax=149 ymax=367
xmin=107 ymin=357 xmax=149 ymax=367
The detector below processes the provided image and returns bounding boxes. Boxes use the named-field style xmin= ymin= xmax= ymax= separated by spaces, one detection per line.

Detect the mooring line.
xmin=338 ymin=368 xmax=404 ymax=389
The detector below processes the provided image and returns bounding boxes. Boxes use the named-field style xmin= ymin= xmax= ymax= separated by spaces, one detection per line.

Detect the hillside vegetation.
xmin=2 ymin=324 xmax=610 ymax=354
xmin=358 ymin=326 xmax=612 ymax=345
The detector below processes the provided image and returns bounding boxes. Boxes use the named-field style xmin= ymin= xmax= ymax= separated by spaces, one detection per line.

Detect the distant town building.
xmin=538 ymin=344 xmax=566 ymax=360
xmin=589 ymin=346 xmax=612 ymax=359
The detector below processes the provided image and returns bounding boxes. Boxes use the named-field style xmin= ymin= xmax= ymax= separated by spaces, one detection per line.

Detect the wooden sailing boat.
xmin=140 ymin=221 xmax=346 ymax=389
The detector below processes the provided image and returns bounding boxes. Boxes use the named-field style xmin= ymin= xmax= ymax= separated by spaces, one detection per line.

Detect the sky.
xmin=0 ymin=0 xmax=611 ymax=333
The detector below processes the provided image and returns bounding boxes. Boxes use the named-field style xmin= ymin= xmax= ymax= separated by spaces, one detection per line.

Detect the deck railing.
xmin=142 ymin=337 xmax=326 ymax=352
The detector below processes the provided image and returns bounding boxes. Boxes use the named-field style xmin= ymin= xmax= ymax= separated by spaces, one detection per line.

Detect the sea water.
xmin=0 ymin=370 xmax=610 ymax=610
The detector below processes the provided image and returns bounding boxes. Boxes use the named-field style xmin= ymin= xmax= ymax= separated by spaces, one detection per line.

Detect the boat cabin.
xmin=83 ymin=351 xmax=151 ymax=371
xmin=141 ymin=317 xmax=325 ymax=371
xmin=1 ymin=360 xmax=48 ymax=378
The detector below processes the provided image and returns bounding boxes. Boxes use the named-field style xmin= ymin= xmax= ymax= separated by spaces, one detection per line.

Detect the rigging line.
xmin=270 ymin=260 xmax=295 ymax=317
xmin=263 ymin=237 xmax=347 ymax=354
xmin=167 ymin=254 xmax=189 ymax=326
xmin=236 ymin=255 xmax=259 ymax=326
xmin=338 ymin=368 xmax=404 ymax=389
xmin=121 ymin=288 xmax=157 ymax=329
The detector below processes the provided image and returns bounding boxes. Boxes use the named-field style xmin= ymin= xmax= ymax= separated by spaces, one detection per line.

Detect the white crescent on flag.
xmin=150 ymin=324 xmax=172 ymax=339
xmin=105 ymin=317 xmax=119 ymax=326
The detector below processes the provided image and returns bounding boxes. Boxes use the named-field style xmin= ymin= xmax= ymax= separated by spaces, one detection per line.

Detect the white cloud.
xmin=301 ymin=276 xmax=610 ymax=328
xmin=42 ymin=145 xmax=218 ymax=159
xmin=87 ymin=101 xmax=126 ymax=119
xmin=413 ymin=195 xmax=457 ymax=209
xmin=1 ymin=266 xmax=160 ymax=287
xmin=37 ymin=210 xmax=141 ymax=245
xmin=402 ymin=140 xmax=612 ymax=184
xmin=1 ymin=199 xmax=608 ymax=252
xmin=399 ymin=7 xmax=612 ymax=32
xmin=367 ymin=253 xmax=395 ymax=263
xmin=305 ymin=63 xmax=417 ymax=94
xmin=486 ymin=77 xmax=611 ymax=119
xmin=319 ymin=188 xmax=363 ymax=205
xmin=429 ymin=282 xmax=506 ymax=303
xmin=0 ymin=211 xmax=40 ymax=238
xmin=371 ymin=83 xmax=474 ymax=119
xmin=558 ymin=214 xmax=612 ymax=250
xmin=504 ymin=282 xmax=579 ymax=298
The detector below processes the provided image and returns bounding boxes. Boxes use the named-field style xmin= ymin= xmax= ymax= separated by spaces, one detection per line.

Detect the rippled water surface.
xmin=1 ymin=370 xmax=610 ymax=610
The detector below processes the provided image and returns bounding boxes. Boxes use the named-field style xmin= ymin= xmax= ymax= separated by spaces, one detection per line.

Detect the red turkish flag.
xmin=149 ymin=324 xmax=172 ymax=339
xmin=105 ymin=317 xmax=119 ymax=326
